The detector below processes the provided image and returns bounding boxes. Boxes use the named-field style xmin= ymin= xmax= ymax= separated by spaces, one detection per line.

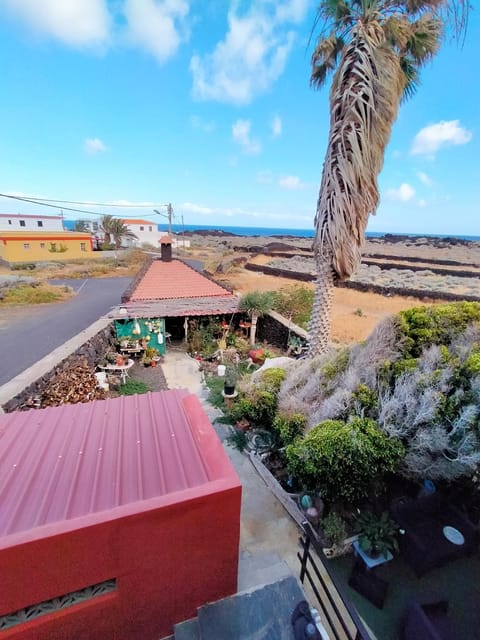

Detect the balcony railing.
xmin=298 ymin=521 xmax=372 ymax=640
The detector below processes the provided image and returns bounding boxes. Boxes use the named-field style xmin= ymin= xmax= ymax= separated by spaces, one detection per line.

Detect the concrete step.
xmin=197 ymin=575 xmax=306 ymax=640
xmin=173 ymin=617 xmax=200 ymax=640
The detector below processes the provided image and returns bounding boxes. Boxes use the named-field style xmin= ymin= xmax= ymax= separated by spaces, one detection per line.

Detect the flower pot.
xmin=224 ymin=383 xmax=236 ymax=396
xmin=151 ymin=360 xmax=156 ymax=367
xmin=236 ymin=418 xmax=250 ymax=432
xmin=116 ymin=355 xmax=124 ymax=366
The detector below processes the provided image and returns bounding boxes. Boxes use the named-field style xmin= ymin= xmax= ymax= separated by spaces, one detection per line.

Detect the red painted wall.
xmin=0 ymin=482 xmax=241 ymax=639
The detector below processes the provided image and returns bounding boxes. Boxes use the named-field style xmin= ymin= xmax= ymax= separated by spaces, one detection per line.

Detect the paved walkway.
xmin=161 ymin=349 xmax=303 ymax=590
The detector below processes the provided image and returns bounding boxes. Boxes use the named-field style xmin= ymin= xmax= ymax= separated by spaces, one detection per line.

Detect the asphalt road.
xmin=0 ymin=277 xmax=131 ymax=386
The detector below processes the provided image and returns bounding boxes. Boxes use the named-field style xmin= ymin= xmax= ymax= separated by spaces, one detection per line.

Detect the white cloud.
xmin=84 ymin=137 xmax=108 ymax=154
xmin=385 ymin=183 xmax=415 ymax=202
xmin=181 ymin=202 xmax=215 ymax=215
xmin=279 ymin=175 xmax=305 ymax=190
xmin=232 ymin=119 xmax=261 ymax=155
xmin=411 ymin=120 xmax=472 ymax=156
xmin=123 ymin=0 xmax=189 ymax=63
xmin=190 ymin=0 xmax=309 ymax=105
xmin=190 ymin=115 xmax=215 ymax=133
xmin=2 ymin=0 xmax=110 ymax=48
xmin=417 ymin=171 xmax=432 ymax=187
xmin=271 ymin=114 xmax=282 ymax=138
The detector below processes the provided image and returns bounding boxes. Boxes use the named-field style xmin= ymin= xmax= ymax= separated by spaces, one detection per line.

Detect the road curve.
xmin=0 ymin=277 xmax=131 ymax=386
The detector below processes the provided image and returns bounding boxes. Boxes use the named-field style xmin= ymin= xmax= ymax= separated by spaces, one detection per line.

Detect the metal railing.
xmin=298 ymin=521 xmax=371 ymax=640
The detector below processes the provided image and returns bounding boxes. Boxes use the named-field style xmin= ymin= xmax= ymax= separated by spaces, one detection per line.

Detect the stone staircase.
xmin=164 ymin=574 xmax=308 ymax=640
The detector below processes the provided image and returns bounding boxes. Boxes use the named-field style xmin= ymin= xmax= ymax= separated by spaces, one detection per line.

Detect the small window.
xmin=37 ymin=220 xmax=43 ymax=227
xmin=93 ymin=222 xmax=99 ymax=231
xmin=140 ymin=226 xmax=144 ymax=231
xmin=8 ymin=219 xmax=11 ymax=225
xmin=50 ymin=243 xmax=56 ymax=251
xmin=40 ymin=243 xmax=45 ymax=249
xmin=23 ymin=243 xmax=30 ymax=249
xmin=80 ymin=243 xmax=87 ymax=252
xmin=149 ymin=226 xmax=152 ymax=232
xmin=19 ymin=220 xmax=26 ymax=227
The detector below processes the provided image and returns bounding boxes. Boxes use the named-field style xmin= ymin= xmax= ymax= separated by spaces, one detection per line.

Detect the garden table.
xmin=98 ymin=359 xmax=134 ymax=385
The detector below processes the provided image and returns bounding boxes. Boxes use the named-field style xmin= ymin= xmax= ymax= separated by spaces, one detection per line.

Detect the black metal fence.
xmin=298 ymin=521 xmax=371 ymax=640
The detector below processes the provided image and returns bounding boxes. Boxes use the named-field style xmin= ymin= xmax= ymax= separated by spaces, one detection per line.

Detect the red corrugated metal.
xmin=0 ymin=390 xmax=215 ymax=537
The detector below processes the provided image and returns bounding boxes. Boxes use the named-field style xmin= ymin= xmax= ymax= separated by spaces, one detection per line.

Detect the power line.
xmin=0 ymin=193 xmax=169 ymax=219
xmin=8 ymin=196 xmax=170 ymax=208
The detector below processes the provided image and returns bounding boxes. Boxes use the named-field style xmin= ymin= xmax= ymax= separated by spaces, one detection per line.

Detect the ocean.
xmin=64 ymin=220 xmax=479 ymax=241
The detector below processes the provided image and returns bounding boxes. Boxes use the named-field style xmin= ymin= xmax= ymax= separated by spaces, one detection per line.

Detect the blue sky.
xmin=0 ymin=1 xmax=478 ymax=234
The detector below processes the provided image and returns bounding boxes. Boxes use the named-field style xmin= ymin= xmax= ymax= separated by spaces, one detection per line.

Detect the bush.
xmin=260 ymin=367 xmax=286 ymax=393
xmin=322 ymin=511 xmax=347 ymax=546
xmin=273 ymin=412 xmax=307 ymax=446
xmin=226 ymin=390 xmax=277 ymax=427
xmin=272 ymin=284 xmax=314 ymax=328
xmin=286 ymin=417 xmax=405 ymax=504
xmin=116 ymin=380 xmax=151 ymax=396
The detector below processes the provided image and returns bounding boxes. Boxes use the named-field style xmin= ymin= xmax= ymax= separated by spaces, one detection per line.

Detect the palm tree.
xmin=238 ymin=291 xmax=275 ymax=345
xmin=100 ymin=214 xmax=114 ymax=247
xmin=74 ymin=220 xmax=89 ymax=232
xmin=111 ymin=219 xmax=138 ymax=249
xmin=308 ymin=0 xmax=468 ymax=356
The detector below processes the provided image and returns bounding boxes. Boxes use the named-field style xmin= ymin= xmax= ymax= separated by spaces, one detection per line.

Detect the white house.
xmin=121 ymin=219 xmax=167 ymax=248
xmin=0 ymin=214 xmax=64 ymax=232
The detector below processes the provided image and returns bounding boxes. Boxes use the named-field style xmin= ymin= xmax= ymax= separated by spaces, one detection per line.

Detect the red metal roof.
xmin=0 ymin=390 xmax=239 ymax=538
xmin=131 ymin=259 xmax=236 ymax=302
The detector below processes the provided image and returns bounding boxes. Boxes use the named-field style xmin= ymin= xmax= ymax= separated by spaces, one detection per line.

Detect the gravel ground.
xmin=268 ymin=256 xmax=480 ymax=297
xmin=111 ymin=359 xmax=168 ymax=392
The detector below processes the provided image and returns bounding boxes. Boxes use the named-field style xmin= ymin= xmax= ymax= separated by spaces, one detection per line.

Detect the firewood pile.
xmin=40 ymin=357 xmax=106 ymax=407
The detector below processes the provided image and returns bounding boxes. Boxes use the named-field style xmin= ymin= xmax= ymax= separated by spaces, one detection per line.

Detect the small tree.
xmin=238 ymin=290 xmax=275 ymax=345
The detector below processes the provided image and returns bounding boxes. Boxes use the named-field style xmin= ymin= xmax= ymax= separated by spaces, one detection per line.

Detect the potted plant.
xmin=356 ymin=510 xmax=399 ymax=559
xmin=224 ymin=365 xmax=238 ymax=396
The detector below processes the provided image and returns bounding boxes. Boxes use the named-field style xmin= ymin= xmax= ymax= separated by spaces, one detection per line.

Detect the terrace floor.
xmin=329 ymin=550 xmax=480 ymax=639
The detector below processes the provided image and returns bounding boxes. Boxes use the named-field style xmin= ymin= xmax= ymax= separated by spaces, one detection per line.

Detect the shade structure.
xmin=0 ymin=390 xmax=241 ymax=640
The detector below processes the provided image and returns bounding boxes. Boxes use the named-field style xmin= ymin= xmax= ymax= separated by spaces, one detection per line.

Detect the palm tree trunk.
xmin=308 ymin=252 xmax=335 ymax=356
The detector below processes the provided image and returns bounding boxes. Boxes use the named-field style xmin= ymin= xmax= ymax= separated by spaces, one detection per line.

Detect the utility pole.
xmin=154 ymin=203 xmax=173 ymax=236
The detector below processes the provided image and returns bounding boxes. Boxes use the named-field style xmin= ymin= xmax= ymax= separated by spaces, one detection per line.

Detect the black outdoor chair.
xmin=348 ymin=560 xmax=388 ymax=609
xmin=400 ymin=599 xmax=456 ymax=640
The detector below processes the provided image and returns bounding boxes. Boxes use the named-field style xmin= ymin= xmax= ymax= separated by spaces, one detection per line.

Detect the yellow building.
xmin=0 ymin=231 xmax=94 ymax=264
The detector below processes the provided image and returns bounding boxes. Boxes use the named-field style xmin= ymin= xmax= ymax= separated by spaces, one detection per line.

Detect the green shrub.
xmin=116 ymin=380 xmax=151 ymax=396
xmin=272 ymin=285 xmax=313 ymax=328
xmin=350 ymin=384 xmax=378 ymax=418
xmin=226 ymin=390 xmax=277 ymax=427
xmin=322 ymin=511 xmax=347 ymax=546
xmin=397 ymin=302 xmax=480 ymax=359
xmin=273 ymin=412 xmax=307 ymax=445
xmin=260 ymin=368 xmax=286 ymax=393
xmin=226 ymin=428 xmax=248 ymax=452
xmin=286 ymin=418 xmax=405 ymax=504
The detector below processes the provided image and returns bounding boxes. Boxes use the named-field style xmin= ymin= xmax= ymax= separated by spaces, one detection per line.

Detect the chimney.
xmin=160 ymin=235 xmax=172 ymax=262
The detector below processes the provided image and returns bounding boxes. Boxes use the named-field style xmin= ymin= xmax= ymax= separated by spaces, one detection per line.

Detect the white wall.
xmin=0 ymin=215 xmax=64 ymax=231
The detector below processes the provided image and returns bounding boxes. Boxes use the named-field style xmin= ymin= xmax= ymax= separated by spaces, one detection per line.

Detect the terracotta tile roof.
xmin=131 ymin=259 xmax=235 ymax=302
xmin=113 ymin=296 xmax=239 ymax=318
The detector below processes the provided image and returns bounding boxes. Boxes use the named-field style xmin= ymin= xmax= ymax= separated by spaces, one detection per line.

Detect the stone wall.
xmin=257 ymin=312 xmax=308 ymax=351
xmin=3 ymin=324 xmax=115 ymax=413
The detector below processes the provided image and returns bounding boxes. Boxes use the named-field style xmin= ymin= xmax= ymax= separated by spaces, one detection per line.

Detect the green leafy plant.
xmin=285 ymin=418 xmax=405 ymax=503
xmin=272 ymin=285 xmax=314 ymax=329
xmin=117 ymin=380 xmax=151 ymax=396
xmin=273 ymin=412 xmax=307 ymax=446
xmin=322 ymin=511 xmax=347 ymax=546
xmin=226 ymin=428 xmax=248 ymax=452
xmin=260 ymin=367 xmax=286 ymax=393
xmin=356 ymin=511 xmax=399 ymax=559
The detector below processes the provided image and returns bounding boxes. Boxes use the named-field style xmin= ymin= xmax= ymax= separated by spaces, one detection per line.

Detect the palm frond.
xmin=311 ymin=34 xmax=345 ymax=89
xmin=407 ymin=14 xmax=443 ymax=64
xmin=399 ymin=56 xmax=420 ymax=100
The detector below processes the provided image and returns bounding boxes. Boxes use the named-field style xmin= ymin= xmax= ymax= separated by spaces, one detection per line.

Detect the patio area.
xmin=328 ymin=549 xmax=480 ymax=639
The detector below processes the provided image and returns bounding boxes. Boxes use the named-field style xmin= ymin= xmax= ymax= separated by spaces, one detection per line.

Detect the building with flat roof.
xmin=0 ymin=213 xmax=64 ymax=232
xmin=0 ymin=230 xmax=93 ymax=263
